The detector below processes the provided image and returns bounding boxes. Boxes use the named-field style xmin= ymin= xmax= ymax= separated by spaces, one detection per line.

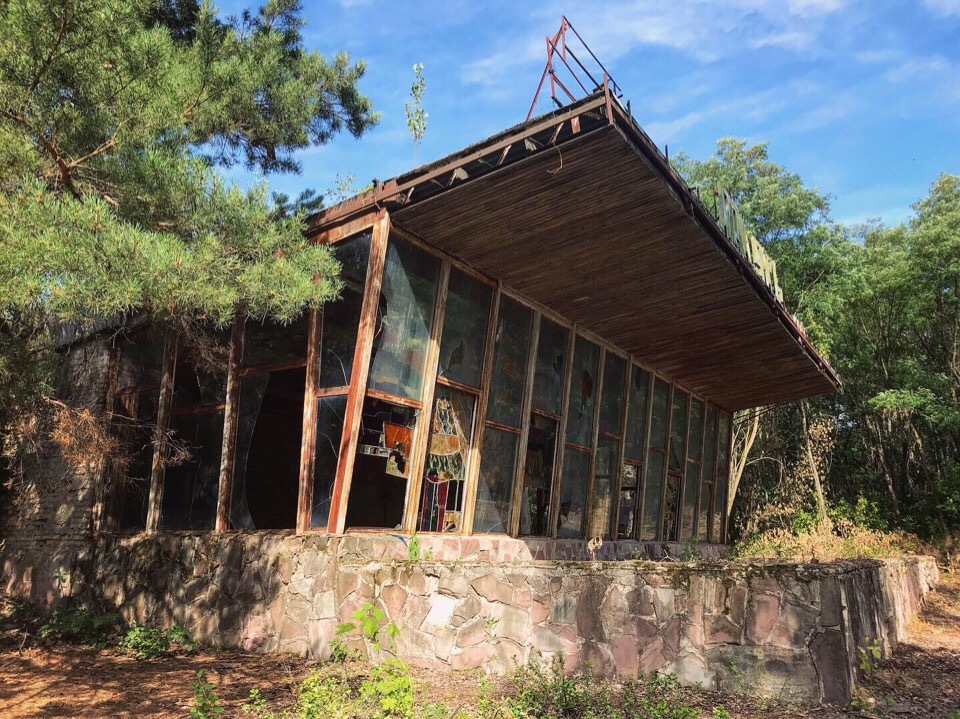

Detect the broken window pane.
xmin=680 ymin=462 xmax=699 ymax=541
xmin=663 ymin=470 xmax=682 ymax=541
xmin=230 ymin=368 xmax=305 ymax=530
xmin=171 ymin=326 xmax=229 ymax=409
xmin=624 ymin=367 xmax=650 ymax=461
xmin=473 ymin=427 xmax=519 ymax=534
xmin=311 ymin=394 xmax=348 ymax=529
xmin=367 ymin=236 xmax=439 ymax=400
xmin=668 ymin=390 xmax=689 ymax=473
xmin=640 ymin=450 xmax=665 ymax=540
xmin=242 ymin=316 xmax=309 ymax=368
xmin=599 ymin=353 xmax=626 ymax=434
xmin=558 ymin=448 xmax=589 ymax=538
xmin=417 ymin=387 xmax=476 ymax=533
xmin=591 ymin=436 xmax=619 ymax=539
xmin=159 ymin=409 xmax=225 ymax=530
xmin=519 ymin=414 xmax=557 ymax=536
xmin=618 ymin=462 xmax=640 ymax=538
xmin=345 ymin=397 xmax=419 ymax=529
xmin=531 ymin=319 xmax=568 ymax=416
xmin=485 ymin=297 xmax=533 ymax=428
xmin=565 ymin=337 xmax=600 ymax=447
xmin=107 ymin=390 xmax=160 ymax=530
xmin=649 ymin=378 xmax=670 ymax=449
xmin=319 ymin=233 xmax=371 ymax=389
xmin=438 ymin=270 xmax=492 ymax=389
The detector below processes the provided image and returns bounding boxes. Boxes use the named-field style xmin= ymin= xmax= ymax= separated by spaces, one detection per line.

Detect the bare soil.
xmin=1 ymin=574 xmax=957 ymax=719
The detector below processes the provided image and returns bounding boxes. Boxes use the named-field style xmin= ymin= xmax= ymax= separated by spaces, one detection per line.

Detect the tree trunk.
xmin=728 ymin=408 xmax=761 ymax=515
xmin=800 ymin=400 xmax=828 ymax=525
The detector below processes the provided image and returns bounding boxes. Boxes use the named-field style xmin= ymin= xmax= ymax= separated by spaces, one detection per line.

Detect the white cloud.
xmin=749 ymin=30 xmax=815 ymax=51
xmin=922 ymin=0 xmax=960 ymax=16
xmin=886 ymin=55 xmax=950 ymax=83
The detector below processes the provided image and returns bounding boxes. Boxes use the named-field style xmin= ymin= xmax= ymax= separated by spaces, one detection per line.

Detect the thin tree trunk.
xmin=800 ymin=400 xmax=828 ymax=525
xmin=728 ymin=408 xmax=761 ymax=515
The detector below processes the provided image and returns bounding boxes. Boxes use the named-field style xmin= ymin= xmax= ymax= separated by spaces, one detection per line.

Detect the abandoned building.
xmin=1 ymin=88 xmax=937 ymax=703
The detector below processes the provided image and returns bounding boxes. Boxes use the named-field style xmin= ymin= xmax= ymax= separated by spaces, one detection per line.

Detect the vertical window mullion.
xmin=635 ymin=369 xmax=656 ymax=540
xmin=296 ymin=309 xmax=322 ymax=533
xmin=584 ymin=347 xmax=605 ymax=538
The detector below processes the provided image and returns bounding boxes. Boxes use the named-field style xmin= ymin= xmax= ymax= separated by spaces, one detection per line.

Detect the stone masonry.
xmin=7 ymin=532 xmax=930 ymax=705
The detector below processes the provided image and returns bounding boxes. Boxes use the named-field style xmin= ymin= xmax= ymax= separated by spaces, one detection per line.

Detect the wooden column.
xmin=327 ymin=210 xmax=391 ymax=535
xmin=215 ymin=315 xmax=245 ymax=533
xmin=296 ymin=309 xmax=322 ymax=533
xmin=583 ymin=348 xmax=605 ymax=539
xmin=145 ymin=333 xmax=177 ymax=533
xmin=634 ymin=370 xmax=655 ymax=540
xmin=92 ymin=343 xmax=121 ymax=534
xmin=610 ymin=358 xmax=631 ymax=540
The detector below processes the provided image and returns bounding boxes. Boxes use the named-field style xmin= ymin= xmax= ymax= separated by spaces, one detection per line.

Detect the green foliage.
xmin=712 ymin=707 xmax=731 ymax=719
xmin=858 ymin=635 xmax=883 ymax=674
xmin=38 ymin=606 xmax=124 ymax=647
xmin=190 ymin=669 xmax=225 ymax=718
xmin=679 ymin=137 xmax=960 ymax=543
xmin=0 ymin=0 xmax=376 ymax=461
xmin=404 ymin=63 xmax=427 ymax=163
xmin=336 ymin=602 xmax=400 ymax=654
xmin=119 ymin=623 xmax=195 ymax=659
xmin=406 ymin=533 xmax=432 ymax=561
xmin=360 ymin=657 xmax=414 ymax=719
xmin=508 ymin=658 xmax=698 ymax=719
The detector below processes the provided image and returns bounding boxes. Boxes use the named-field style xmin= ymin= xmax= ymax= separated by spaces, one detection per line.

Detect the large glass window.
xmin=620 ymin=366 xmax=650 ymax=539
xmin=345 ymin=397 xmax=420 ymax=529
xmin=565 ymin=338 xmax=600 ymax=447
xmin=417 ymin=386 xmax=476 ymax=533
xmin=312 ymin=394 xmax=348 ymax=529
xmin=474 ymin=297 xmax=533 ymax=534
xmin=680 ymin=399 xmax=704 ymax=540
xmin=519 ymin=318 xmax=568 ymax=537
xmin=519 ymin=414 xmax=557 ymax=536
xmin=107 ymin=330 xmax=165 ymax=530
xmin=558 ymin=448 xmax=589 ymax=538
xmin=700 ymin=407 xmax=719 ymax=540
xmin=473 ymin=428 xmax=519 ymax=534
xmin=367 ymin=236 xmax=440 ymax=400
xmin=437 ymin=270 xmax=491 ymax=388
xmin=319 ymin=234 xmax=371 ymax=389
xmin=160 ymin=330 xmax=229 ymax=530
xmin=663 ymin=389 xmax=689 ymax=541
xmin=639 ymin=378 xmax=670 ymax=540
xmin=591 ymin=435 xmax=619 ymax=538
xmin=714 ymin=412 xmax=731 ymax=543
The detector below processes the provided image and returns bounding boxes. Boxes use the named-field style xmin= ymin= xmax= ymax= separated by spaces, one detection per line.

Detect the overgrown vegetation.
xmin=119 ymin=623 xmax=196 ymax=659
xmin=0 ymin=0 xmax=377 ymax=485
xmin=677 ymin=141 xmax=960 ymax=546
xmin=238 ymin=655 xmax=723 ymax=719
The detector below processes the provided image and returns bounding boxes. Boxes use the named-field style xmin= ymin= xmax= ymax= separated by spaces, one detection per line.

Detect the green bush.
xmin=119 ymin=624 xmax=195 ymax=659
xmin=38 ymin=606 xmax=123 ymax=647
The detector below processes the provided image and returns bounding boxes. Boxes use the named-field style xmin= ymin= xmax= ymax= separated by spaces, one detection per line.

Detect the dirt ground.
xmin=0 ymin=575 xmax=957 ymax=719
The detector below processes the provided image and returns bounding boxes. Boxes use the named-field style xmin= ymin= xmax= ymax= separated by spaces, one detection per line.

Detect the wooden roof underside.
xmin=315 ymin=95 xmax=840 ymax=412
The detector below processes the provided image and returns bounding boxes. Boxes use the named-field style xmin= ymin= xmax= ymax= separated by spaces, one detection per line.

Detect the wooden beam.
xmin=309 ymin=209 xmax=379 ymax=246
xmin=297 ymin=309 xmax=321 ymax=533
xmin=584 ymin=347 xmax=605 ymax=539
xmin=610 ymin=355 xmax=631 ymax=540
xmin=93 ymin=343 xmax=121 ymax=534
xmin=327 ymin=210 xmax=391 ymax=535
xmin=215 ymin=315 xmax=245 ymax=533
xmin=635 ymin=370 xmax=656 ymax=540
xmin=145 ymin=333 xmax=177 ymax=533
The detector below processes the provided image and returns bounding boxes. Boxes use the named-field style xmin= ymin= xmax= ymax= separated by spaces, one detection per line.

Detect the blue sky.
xmin=219 ymin=0 xmax=960 ymax=226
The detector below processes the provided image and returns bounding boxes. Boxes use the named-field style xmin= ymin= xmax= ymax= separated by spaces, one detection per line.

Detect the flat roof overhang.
xmin=311 ymin=93 xmax=841 ymax=412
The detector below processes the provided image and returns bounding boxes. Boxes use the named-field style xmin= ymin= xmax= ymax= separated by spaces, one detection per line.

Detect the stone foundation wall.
xmin=67 ymin=533 xmax=937 ymax=704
